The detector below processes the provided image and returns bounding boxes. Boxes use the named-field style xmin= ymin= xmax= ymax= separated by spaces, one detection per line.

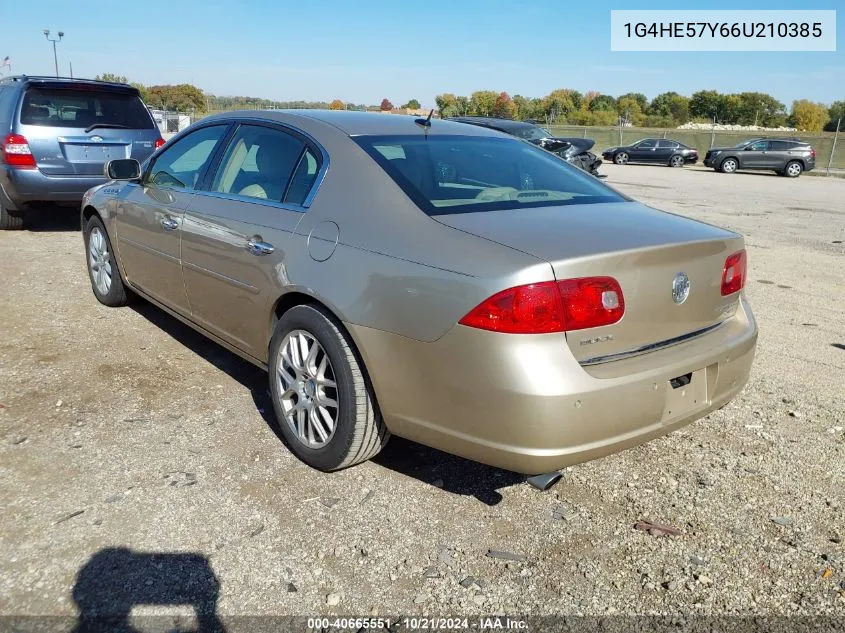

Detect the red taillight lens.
xmin=811 ymin=148 xmax=816 ymax=159
xmin=721 ymin=249 xmax=747 ymax=296
xmin=155 ymin=138 xmax=166 ymax=149
xmin=459 ymin=276 xmax=624 ymax=334
xmin=558 ymin=277 xmax=625 ymax=330
xmin=2 ymin=134 xmax=36 ymax=168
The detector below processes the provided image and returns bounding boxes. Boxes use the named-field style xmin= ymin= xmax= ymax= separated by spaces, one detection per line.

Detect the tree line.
xmin=435 ymin=90 xmax=844 ymax=132
xmin=95 ymin=74 xmax=842 ymax=133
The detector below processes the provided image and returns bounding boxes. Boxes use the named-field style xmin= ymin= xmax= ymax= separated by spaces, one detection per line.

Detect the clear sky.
xmin=2 ymin=0 xmax=842 ymax=107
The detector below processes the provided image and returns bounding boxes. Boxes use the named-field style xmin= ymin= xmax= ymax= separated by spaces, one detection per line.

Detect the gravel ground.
xmin=1 ymin=164 xmax=843 ymax=628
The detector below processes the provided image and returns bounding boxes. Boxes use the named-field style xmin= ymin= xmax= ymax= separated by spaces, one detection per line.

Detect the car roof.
xmin=447 ymin=116 xmax=539 ymax=133
xmin=199 ymin=109 xmax=508 ymax=138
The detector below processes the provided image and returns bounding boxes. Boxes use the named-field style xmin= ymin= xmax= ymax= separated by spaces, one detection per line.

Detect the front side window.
xmin=146 ymin=124 xmax=228 ymax=190
xmin=356 ymin=135 xmax=624 ymax=216
xmin=748 ymin=141 xmax=769 ymax=151
xmin=636 ymin=139 xmax=657 ymax=149
xmin=210 ymin=124 xmax=305 ymax=202
xmin=21 ymin=88 xmax=154 ymax=130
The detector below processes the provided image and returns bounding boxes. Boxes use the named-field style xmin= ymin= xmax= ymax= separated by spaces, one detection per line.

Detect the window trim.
xmin=193 ymin=117 xmax=329 ymax=212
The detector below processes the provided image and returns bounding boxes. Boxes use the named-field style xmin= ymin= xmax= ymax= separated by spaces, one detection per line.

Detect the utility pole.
xmin=69 ymin=61 xmax=73 ymax=79
xmin=43 ymin=29 xmax=64 ymax=77
xmin=828 ymin=117 xmax=841 ymax=176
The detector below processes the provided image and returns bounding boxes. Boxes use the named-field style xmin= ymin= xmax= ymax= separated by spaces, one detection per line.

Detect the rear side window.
xmin=657 ymin=140 xmax=679 ymax=149
xmin=355 ymin=135 xmax=623 ymax=216
xmin=20 ymin=87 xmax=154 ymax=130
xmin=210 ymin=124 xmax=305 ymax=203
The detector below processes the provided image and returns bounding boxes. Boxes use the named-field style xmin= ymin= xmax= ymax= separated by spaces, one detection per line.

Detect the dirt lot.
xmin=1 ymin=164 xmax=844 ymax=628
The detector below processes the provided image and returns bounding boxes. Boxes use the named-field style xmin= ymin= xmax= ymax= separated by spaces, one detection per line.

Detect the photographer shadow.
xmin=71 ymin=547 xmax=225 ymax=633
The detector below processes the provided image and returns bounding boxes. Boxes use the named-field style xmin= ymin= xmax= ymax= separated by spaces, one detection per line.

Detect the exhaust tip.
xmin=525 ymin=471 xmax=563 ymax=491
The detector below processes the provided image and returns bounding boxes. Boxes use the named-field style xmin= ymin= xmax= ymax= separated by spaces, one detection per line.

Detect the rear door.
xmin=16 ymin=83 xmax=161 ymax=175
xmin=115 ymin=123 xmax=230 ymax=313
xmin=655 ymin=140 xmax=678 ymax=163
xmin=182 ymin=122 xmax=320 ymax=357
xmin=629 ymin=139 xmax=657 ymax=162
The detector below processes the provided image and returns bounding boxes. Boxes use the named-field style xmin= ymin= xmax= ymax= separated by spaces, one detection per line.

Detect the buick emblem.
xmin=672 ymin=272 xmax=691 ymax=305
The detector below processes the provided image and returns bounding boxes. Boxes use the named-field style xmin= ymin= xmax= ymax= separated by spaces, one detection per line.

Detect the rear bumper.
xmin=350 ymin=296 xmax=757 ymax=475
xmin=0 ymin=166 xmax=106 ymax=209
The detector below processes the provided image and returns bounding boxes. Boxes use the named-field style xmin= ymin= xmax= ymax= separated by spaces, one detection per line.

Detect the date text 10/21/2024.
xmin=306 ymin=617 xmax=529 ymax=630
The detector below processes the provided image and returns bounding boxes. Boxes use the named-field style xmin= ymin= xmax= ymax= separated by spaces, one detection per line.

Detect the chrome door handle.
xmin=160 ymin=217 xmax=179 ymax=231
xmin=246 ymin=239 xmax=275 ymax=256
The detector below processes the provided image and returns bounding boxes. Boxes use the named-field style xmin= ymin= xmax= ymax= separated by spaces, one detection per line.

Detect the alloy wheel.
xmin=786 ymin=162 xmax=802 ymax=177
xmin=88 ymin=227 xmax=113 ymax=295
xmin=722 ymin=159 xmax=737 ymax=173
xmin=276 ymin=329 xmax=339 ymax=448
xmin=615 ymin=153 xmax=629 ymax=165
xmin=670 ymin=155 xmax=684 ymax=167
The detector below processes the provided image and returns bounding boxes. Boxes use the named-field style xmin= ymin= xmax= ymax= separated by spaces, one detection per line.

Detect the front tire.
xmin=719 ymin=157 xmax=738 ymax=173
xmin=784 ymin=161 xmax=803 ymax=178
xmin=268 ymin=304 xmax=390 ymax=471
xmin=84 ymin=215 xmax=130 ymax=307
xmin=614 ymin=152 xmax=629 ymax=165
xmin=0 ymin=205 xmax=25 ymax=230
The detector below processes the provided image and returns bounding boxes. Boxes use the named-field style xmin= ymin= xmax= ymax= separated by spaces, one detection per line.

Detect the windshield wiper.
xmin=84 ymin=123 xmax=130 ymax=133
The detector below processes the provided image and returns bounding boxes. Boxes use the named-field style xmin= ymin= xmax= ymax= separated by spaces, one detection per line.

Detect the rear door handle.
xmin=246 ymin=239 xmax=275 ymax=256
xmin=160 ymin=217 xmax=179 ymax=231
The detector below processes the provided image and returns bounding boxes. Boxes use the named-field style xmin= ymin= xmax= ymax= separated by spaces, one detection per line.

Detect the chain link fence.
xmin=548 ymin=123 xmax=844 ymax=173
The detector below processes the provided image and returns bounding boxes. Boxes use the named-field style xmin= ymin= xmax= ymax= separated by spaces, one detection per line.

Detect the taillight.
xmin=155 ymin=138 xmax=166 ymax=149
xmin=811 ymin=148 xmax=816 ymax=159
xmin=721 ymin=249 xmax=747 ymax=296
xmin=2 ymin=134 xmax=36 ymax=168
xmin=459 ymin=276 xmax=624 ymax=334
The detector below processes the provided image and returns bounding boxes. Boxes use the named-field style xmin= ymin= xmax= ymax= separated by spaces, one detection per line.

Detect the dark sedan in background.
xmin=446 ymin=116 xmax=602 ymax=175
xmin=602 ymin=138 xmax=698 ymax=168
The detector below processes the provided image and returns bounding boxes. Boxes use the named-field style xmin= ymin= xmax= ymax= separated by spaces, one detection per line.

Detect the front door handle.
xmin=160 ymin=216 xmax=179 ymax=231
xmin=246 ymin=239 xmax=275 ymax=256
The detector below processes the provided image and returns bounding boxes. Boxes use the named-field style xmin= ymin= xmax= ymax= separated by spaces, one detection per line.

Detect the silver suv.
xmin=0 ymin=76 xmax=164 ymax=229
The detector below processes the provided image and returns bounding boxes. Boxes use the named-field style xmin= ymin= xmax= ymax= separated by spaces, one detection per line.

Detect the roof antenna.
xmin=415 ymin=109 xmax=434 ymax=135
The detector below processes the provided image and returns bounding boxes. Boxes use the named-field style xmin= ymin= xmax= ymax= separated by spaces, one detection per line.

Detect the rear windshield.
xmin=20 ymin=88 xmax=154 ymax=130
xmin=355 ymin=135 xmax=623 ymax=215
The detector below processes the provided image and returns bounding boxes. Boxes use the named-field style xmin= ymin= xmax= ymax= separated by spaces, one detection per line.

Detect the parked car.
xmin=0 ymin=76 xmax=164 ymax=229
xmin=446 ymin=116 xmax=602 ymax=176
xmin=703 ymin=138 xmax=815 ymax=177
xmin=602 ymin=138 xmax=699 ymax=167
xmin=81 ymin=111 xmax=757 ymax=479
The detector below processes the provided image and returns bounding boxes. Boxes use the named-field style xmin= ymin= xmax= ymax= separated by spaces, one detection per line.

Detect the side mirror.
xmin=105 ymin=158 xmax=141 ymax=180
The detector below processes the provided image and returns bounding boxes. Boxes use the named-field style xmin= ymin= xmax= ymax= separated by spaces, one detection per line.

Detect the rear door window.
xmin=20 ymin=87 xmax=154 ymax=130
xmin=209 ymin=124 xmax=306 ymax=203
xmin=657 ymin=140 xmax=679 ymax=149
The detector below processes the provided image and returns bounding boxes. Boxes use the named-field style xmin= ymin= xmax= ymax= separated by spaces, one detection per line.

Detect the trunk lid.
xmin=437 ymin=201 xmax=745 ymax=362
xmin=17 ymin=82 xmax=160 ymax=176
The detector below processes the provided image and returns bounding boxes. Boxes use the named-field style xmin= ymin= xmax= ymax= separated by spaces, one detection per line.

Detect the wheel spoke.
xmin=316 ymin=390 xmax=337 ymax=409
xmin=277 ymin=365 xmax=296 ymax=388
xmin=309 ymin=407 xmax=328 ymax=442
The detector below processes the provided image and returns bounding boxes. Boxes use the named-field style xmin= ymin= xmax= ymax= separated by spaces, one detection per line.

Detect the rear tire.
xmin=784 ymin=161 xmax=803 ymax=178
xmin=268 ymin=304 xmax=390 ymax=471
xmin=614 ymin=152 xmax=629 ymax=165
xmin=84 ymin=215 xmax=130 ymax=307
xmin=719 ymin=157 xmax=738 ymax=173
xmin=0 ymin=205 xmax=25 ymax=230
xmin=669 ymin=155 xmax=685 ymax=168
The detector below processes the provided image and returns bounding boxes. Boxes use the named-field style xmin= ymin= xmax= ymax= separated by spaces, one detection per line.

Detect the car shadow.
xmin=22 ymin=204 xmax=81 ymax=232
xmin=129 ymin=302 xmax=275 ymax=428
xmin=70 ymin=547 xmax=225 ymax=633
xmin=373 ymin=437 xmax=525 ymax=506
xmin=832 ymin=343 xmax=845 ymax=351
xmin=130 ymin=300 xmax=530 ymax=505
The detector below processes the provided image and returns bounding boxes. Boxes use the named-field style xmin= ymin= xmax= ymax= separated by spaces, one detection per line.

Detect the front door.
xmin=181 ymin=122 xmax=323 ymax=359
xmin=630 ymin=139 xmax=657 ymax=162
xmin=115 ymin=124 xmax=230 ymax=313
xmin=741 ymin=140 xmax=770 ymax=169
